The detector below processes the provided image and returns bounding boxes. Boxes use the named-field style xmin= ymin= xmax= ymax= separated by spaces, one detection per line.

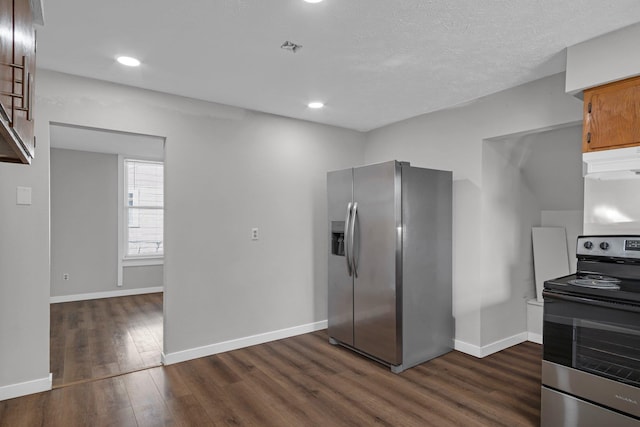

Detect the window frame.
xmin=117 ymin=156 xmax=164 ymax=286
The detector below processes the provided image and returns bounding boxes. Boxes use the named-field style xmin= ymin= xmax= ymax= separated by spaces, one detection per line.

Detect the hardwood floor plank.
xmin=339 ymin=367 xmax=486 ymax=427
xmin=240 ymin=368 xmax=332 ymax=426
xmin=271 ymin=371 xmax=381 ymax=427
xmin=172 ymin=360 xmax=246 ymax=424
xmin=428 ymin=354 xmax=540 ymax=416
xmin=279 ymin=336 xmax=345 ymax=375
xmin=122 ymin=369 xmax=166 ymax=410
xmin=409 ymin=360 xmax=537 ymax=426
xmin=308 ymin=370 xmax=427 ymax=427
xmin=148 ymin=365 xmax=192 ymax=401
xmin=430 ymin=352 xmax=537 ymax=398
xmin=241 ymin=346 xmax=317 ymax=404
xmin=62 ymin=328 xmax=92 ymax=384
xmin=162 ymin=394 xmax=217 ymax=427
xmin=10 ymin=329 xmax=542 ymax=426
xmin=0 ymin=391 xmax=54 ymax=427
xmin=50 ymin=293 xmax=164 ymax=388
xmin=90 ymin=376 xmax=132 ymax=418
xmin=91 ymin=407 xmax=139 ymax=427
xmin=223 ymin=380 xmax=295 ymax=426
xmin=214 ymin=350 xmax=258 ymax=378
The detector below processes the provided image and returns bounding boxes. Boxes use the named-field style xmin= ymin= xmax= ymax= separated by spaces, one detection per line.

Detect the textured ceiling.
xmin=36 ymin=1 xmax=640 ymax=131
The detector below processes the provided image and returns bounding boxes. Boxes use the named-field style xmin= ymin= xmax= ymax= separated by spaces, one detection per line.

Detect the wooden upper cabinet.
xmin=0 ymin=0 xmax=36 ymax=164
xmin=0 ymin=0 xmax=13 ymax=122
xmin=583 ymin=75 xmax=640 ymax=152
xmin=11 ymin=0 xmax=35 ymax=156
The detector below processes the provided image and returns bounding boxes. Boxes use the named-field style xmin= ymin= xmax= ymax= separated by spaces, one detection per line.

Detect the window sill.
xmin=122 ymin=257 xmax=164 ymax=267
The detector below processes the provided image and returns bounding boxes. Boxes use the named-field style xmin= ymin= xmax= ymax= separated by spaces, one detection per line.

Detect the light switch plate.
xmin=16 ymin=186 xmax=32 ymax=205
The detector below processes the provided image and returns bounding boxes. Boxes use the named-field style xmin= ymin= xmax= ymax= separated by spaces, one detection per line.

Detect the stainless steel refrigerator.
xmin=327 ymin=160 xmax=452 ymax=373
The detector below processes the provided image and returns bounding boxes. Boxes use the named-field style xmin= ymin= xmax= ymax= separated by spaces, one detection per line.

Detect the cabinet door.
xmin=584 ymin=76 xmax=640 ymax=152
xmin=0 ymin=0 xmax=13 ymax=121
xmin=10 ymin=0 xmax=35 ymax=158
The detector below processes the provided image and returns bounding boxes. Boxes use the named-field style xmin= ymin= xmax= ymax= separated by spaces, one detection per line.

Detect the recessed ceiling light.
xmin=304 ymin=0 xmax=323 ymax=3
xmin=308 ymin=102 xmax=324 ymax=109
xmin=117 ymin=56 xmax=141 ymax=67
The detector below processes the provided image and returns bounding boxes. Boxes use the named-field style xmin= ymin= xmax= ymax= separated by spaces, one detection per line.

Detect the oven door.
xmin=542 ymin=289 xmax=640 ymax=419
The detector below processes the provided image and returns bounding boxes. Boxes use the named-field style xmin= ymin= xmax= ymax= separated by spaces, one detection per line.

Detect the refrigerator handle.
xmin=345 ymin=202 xmax=353 ymax=277
xmin=350 ymin=202 xmax=358 ymax=278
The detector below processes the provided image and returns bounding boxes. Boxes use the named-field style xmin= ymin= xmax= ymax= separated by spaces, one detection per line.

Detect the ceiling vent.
xmin=280 ymin=41 xmax=302 ymax=53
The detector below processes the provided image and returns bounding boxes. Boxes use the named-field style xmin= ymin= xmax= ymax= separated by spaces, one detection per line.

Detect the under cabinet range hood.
xmin=583 ymin=146 xmax=640 ymax=179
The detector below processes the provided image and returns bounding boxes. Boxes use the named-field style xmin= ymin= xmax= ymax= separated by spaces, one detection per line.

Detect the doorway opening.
xmin=481 ymin=122 xmax=584 ymax=341
xmin=49 ymin=123 xmax=166 ymax=388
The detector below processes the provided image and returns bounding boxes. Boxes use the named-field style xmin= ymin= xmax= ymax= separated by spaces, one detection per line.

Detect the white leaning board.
xmin=532 ymin=227 xmax=570 ymax=302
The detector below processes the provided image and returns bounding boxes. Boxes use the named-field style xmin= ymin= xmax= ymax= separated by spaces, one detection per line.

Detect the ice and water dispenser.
xmin=331 ymin=221 xmax=345 ymax=256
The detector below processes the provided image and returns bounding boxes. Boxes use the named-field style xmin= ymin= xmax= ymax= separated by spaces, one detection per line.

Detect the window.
xmin=124 ymin=159 xmax=164 ymax=257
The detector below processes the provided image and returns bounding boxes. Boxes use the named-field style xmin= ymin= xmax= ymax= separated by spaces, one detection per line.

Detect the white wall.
xmin=566 ymin=22 xmax=640 ymax=93
xmin=496 ymin=125 xmax=583 ymax=278
xmin=584 ymin=175 xmax=640 ymax=235
xmin=482 ymin=126 xmax=584 ymax=344
xmin=541 ymin=210 xmax=583 ymax=273
xmin=0 ymin=117 xmax=50 ymax=395
xmin=517 ymin=126 xmax=584 ymax=211
xmin=163 ymin=109 xmax=364 ymax=354
xmin=480 ymin=140 xmax=541 ymax=345
xmin=50 ymin=148 xmax=118 ymax=296
xmin=0 ymin=69 xmax=365 ymax=396
xmin=483 ymin=126 xmax=583 ymax=344
xmin=364 ymin=72 xmax=583 ymax=349
xmin=123 ymin=265 xmax=163 ymax=288
xmin=50 ymin=148 xmax=163 ymax=298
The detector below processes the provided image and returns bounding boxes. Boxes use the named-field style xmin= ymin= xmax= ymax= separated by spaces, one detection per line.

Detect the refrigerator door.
xmin=352 ymin=161 xmax=402 ymax=364
xmin=327 ymin=168 xmax=355 ymax=346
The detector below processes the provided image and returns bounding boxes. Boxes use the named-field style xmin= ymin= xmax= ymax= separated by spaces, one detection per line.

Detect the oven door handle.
xmin=543 ymin=289 xmax=640 ymax=313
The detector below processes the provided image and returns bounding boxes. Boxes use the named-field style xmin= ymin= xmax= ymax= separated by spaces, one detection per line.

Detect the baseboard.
xmin=162 ymin=320 xmax=328 ymax=365
xmin=0 ymin=373 xmax=52 ymax=401
xmin=527 ymin=332 xmax=543 ymax=344
xmin=50 ymin=286 xmax=163 ymax=303
xmin=453 ymin=339 xmax=483 ymax=358
xmin=455 ymin=332 xmax=528 ymax=358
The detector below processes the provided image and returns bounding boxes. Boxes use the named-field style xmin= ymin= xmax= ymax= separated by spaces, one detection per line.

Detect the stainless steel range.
xmin=542 ymin=235 xmax=640 ymax=426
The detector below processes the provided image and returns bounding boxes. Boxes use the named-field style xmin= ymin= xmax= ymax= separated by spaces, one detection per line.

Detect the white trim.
xmin=118 ymin=156 xmax=164 ymax=286
xmin=527 ymin=332 xmax=543 ymax=345
xmin=453 ymin=339 xmax=483 ymax=358
xmin=454 ymin=332 xmax=528 ymax=358
xmin=162 ymin=320 xmax=328 ymax=365
xmin=117 ymin=154 xmax=124 ymax=287
xmin=0 ymin=373 xmax=52 ymax=401
xmin=527 ymin=299 xmax=544 ymax=307
xmin=123 ymin=158 xmax=164 ymax=259
xmin=50 ymin=286 xmax=163 ymax=303
xmin=123 ymin=257 xmax=164 ymax=267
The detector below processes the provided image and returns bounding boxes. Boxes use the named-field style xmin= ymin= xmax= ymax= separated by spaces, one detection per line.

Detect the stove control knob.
xmin=600 ymin=242 xmax=610 ymax=250
xmin=583 ymin=241 xmax=593 ymax=250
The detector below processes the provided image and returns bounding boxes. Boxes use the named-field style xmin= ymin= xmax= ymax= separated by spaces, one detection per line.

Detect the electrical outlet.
xmin=251 ymin=227 xmax=259 ymax=240
xmin=63 ymin=273 xmax=69 ymax=281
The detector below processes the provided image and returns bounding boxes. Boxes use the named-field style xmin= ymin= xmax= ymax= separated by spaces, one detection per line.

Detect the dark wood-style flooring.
xmin=1 ymin=329 xmax=542 ymax=426
xmin=50 ymin=293 xmax=163 ymax=388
